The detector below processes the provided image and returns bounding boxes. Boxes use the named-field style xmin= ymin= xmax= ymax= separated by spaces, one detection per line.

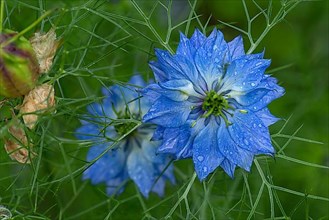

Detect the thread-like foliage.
xmin=0 ymin=0 xmax=328 ymax=219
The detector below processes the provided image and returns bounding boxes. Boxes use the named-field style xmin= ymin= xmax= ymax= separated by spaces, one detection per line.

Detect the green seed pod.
xmin=0 ymin=30 xmax=39 ymax=98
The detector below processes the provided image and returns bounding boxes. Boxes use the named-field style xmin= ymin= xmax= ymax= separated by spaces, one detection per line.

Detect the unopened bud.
xmin=0 ymin=30 xmax=39 ymax=98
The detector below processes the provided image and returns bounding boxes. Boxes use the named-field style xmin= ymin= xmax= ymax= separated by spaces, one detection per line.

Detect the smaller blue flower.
xmin=76 ymin=75 xmax=175 ymax=197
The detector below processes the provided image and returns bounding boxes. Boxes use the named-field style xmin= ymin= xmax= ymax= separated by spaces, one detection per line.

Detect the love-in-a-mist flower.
xmin=76 ymin=75 xmax=175 ymax=197
xmin=142 ymin=29 xmax=284 ymax=180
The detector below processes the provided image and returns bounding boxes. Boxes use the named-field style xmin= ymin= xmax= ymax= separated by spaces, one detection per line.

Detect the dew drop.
xmin=203 ymin=166 xmax=208 ymax=172
xmin=197 ymin=156 xmax=204 ymax=162
xmin=213 ymin=45 xmax=218 ymax=50
xmin=243 ymin=139 xmax=249 ymax=145
xmin=251 ymin=82 xmax=256 ymax=87
xmin=215 ymin=58 xmax=219 ymax=63
xmin=207 ymin=52 xmax=212 ymax=57
xmin=242 ymin=82 xmax=246 ymax=86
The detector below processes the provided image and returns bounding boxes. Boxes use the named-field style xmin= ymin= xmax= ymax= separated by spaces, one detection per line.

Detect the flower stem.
xmin=165 ymin=172 xmax=197 ymax=218
xmin=2 ymin=9 xmax=53 ymax=47
xmin=0 ymin=0 xmax=5 ymax=33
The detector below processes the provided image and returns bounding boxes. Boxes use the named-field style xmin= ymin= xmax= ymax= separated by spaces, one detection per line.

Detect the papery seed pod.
xmin=0 ymin=205 xmax=12 ymax=220
xmin=0 ymin=30 xmax=40 ymax=98
xmin=30 ymin=28 xmax=60 ymax=73
xmin=20 ymin=83 xmax=55 ymax=129
xmin=4 ymin=118 xmax=34 ymax=163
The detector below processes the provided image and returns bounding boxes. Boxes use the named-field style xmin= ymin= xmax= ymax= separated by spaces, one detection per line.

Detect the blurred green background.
xmin=0 ymin=0 xmax=328 ymax=219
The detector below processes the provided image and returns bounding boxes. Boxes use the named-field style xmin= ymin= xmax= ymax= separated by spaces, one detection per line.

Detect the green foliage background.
xmin=0 ymin=0 xmax=328 ymax=219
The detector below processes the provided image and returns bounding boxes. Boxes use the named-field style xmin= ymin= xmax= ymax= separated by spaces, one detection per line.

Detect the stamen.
xmin=201 ymin=90 xmax=234 ymax=126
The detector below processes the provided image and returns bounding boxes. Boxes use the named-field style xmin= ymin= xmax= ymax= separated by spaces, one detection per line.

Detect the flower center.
xmin=114 ymin=112 xmax=137 ymax=136
xmin=114 ymin=121 xmax=137 ymax=136
xmin=202 ymin=90 xmax=232 ymax=126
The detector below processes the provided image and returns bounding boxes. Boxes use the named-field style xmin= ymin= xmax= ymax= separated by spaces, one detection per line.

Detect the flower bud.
xmin=0 ymin=30 xmax=40 ymax=98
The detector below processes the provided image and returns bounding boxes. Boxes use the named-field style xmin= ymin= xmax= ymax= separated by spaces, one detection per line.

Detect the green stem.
xmin=2 ymin=9 xmax=53 ymax=47
xmin=0 ymin=0 xmax=4 ymax=33
xmin=165 ymin=172 xmax=197 ymax=218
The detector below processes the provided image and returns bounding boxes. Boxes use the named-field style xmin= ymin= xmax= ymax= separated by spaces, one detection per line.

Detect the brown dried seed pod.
xmin=20 ymin=83 xmax=55 ymax=129
xmin=4 ymin=119 xmax=34 ymax=164
xmin=30 ymin=28 xmax=61 ymax=73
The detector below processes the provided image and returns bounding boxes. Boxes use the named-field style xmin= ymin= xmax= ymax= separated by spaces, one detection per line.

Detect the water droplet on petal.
xmin=203 ymin=166 xmax=208 ymax=172
xmin=215 ymin=58 xmax=219 ymax=63
xmin=251 ymin=82 xmax=256 ymax=87
xmin=197 ymin=156 xmax=204 ymax=162
xmin=213 ymin=45 xmax=218 ymax=50
xmin=207 ymin=52 xmax=212 ymax=57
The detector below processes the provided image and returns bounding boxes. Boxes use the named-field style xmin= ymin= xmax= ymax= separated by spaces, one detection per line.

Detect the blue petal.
xmin=141 ymin=140 xmax=165 ymax=164
xmin=143 ymin=96 xmax=191 ymax=127
xmin=229 ymin=110 xmax=275 ymax=155
xmin=223 ymin=58 xmax=271 ymax=92
xmin=160 ymin=160 xmax=176 ymax=185
xmin=151 ymin=177 xmax=166 ymax=197
xmin=217 ymin=123 xmax=254 ymax=172
xmin=192 ymin=119 xmax=225 ymax=180
xmin=194 ymin=30 xmax=229 ymax=89
xmin=149 ymin=61 xmax=168 ymax=82
xmin=231 ymin=88 xmax=272 ymax=107
xmin=155 ymin=49 xmax=187 ymax=80
xmin=228 ymin=35 xmax=245 ymax=60
xmin=152 ymin=160 xmax=175 ymax=196
xmin=142 ymin=83 xmax=162 ymax=103
xmin=174 ymin=54 xmax=201 ymax=86
xmin=157 ymin=124 xmax=192 ymax=159
xmin=75 ymin=124 xmax=101 ymax=141
xmin=105 ymin=174 xmax=128 ymax=196
xmin=176 ymin=32 xmax=197 ymax=59
xmin=83 ymin=146 xmax=127 ymax=184
xmin=128 ymin=74 xmax=146 ymax=87
xmin=244 ymin=51 xmax=264 ymax=60
xmin=220 ymin=159 xmax=236 ymax=178
xmin=159 ymin=79 xmax=198 ymax=101
xmin=127 ymin=148 xmax=155 ymax=198
xmin=87 ymin=102 xmax=106 ymax=117
xmin=255 ymin=108 xmax=279 ymax=126
xmin=247 ymin=76 xmax=285 ymax=112
xmin=190 ymin=29 xmax=207 ymax=49
xmin=151 ymin=126 xmax=165 ymax=141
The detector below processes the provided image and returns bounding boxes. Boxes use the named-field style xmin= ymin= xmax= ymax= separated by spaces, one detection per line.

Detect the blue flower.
xmin=76 ymin=75 xmax=175 ymax=197
xmin=142 ymin=29 xmax=284 ymax=180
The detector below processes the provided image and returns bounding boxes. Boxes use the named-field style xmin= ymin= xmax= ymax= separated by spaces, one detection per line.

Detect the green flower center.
xmin=202 ymin=90 xmax=229 ymax=116
xmin=202 ymin=90 xmax=233 ymax=126
xmin=114 ymin=111 xmax=138 ymax=136
xmin=114 ymin=120 xmax=137 ymax=136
